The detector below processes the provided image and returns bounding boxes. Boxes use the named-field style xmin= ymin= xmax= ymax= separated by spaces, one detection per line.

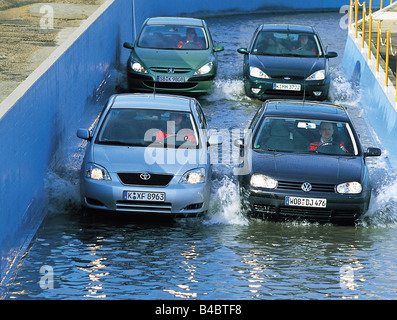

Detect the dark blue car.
xmin=237 ymin=24 xmax=338 ymax=101
xmin=236 ymin=100 xmax=381 ymax=225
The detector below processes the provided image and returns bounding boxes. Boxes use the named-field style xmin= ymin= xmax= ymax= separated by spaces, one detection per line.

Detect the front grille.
xmin=150 ymin=67 xmax=192 ymax=73
xmin=143 ymin=81 xmax=197 ymax=89
xmin=251 ymin=204 xmax=358 ymax=223
xmin=279 ymin=206 xmax=332 ymax=221
xmin=116 ymin=201 xmax=172 ymax=213
xmin=117 ymin=172 xmax=173 ymax=186
xmin=277 ymin=181 xmax=336 ymax=193
xmin=264 ymin=89 xmax=303 ymax=96
xmin=271 ymin=75 xmax=305 ymax=81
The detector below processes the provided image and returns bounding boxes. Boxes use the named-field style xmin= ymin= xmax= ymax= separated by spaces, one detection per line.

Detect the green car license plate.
xmin=157 ymin=75 xmax=184 ymax=83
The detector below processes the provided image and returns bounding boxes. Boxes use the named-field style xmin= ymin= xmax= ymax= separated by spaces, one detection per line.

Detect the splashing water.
xmin=204 ymin=175 xmax=248 ymax=225
xmin=204 ymin=79 xmax=247 ymax=102
xmin=44 ymin=169 xmax=81 ymax=216
xmin=329 ymin=70 xmax=361 ymax=105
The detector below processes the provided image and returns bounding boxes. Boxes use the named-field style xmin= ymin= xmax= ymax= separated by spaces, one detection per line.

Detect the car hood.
xmin=251 ymin=152 xmax=364 ymax=184
xmin=92 ymin=144 xmax=207 ymax=175
xmin=135 ymin=47 xmax=212 ymax=69
xmin=251 ymin=54 xmax=325 ymax=78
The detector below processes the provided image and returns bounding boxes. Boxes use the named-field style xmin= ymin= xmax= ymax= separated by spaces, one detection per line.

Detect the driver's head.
xmin=319 ymin=122 xmax=334 ymax=141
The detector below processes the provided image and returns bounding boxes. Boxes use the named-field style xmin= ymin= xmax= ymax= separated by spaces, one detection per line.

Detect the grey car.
xmin=77 ymin=93 xmax=221 ymax=217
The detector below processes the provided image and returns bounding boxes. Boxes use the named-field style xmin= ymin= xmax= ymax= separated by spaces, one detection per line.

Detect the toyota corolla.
xmin=236 ymin=100 xmax=381 ymax=225
xmin=77 ymin=93 xmax=222 ymax=217
xmin=123 ymin=17 xmax=224 ymax=95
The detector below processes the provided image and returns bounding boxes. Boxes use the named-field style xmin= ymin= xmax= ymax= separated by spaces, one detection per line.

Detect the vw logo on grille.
xmin=140 ymin=172 xmax=151 ymax=181
xmin=167 ymin=68 xmax=175 ymax=74
xmin=301 ymin=182 xmax=312 ymax=192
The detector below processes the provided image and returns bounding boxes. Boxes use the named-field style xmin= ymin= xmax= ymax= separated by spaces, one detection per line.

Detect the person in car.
xmin=177 ymin=28 xmax=203 ymax=49
xmin=309 ymin=122 xmax=348 ymax=152
xmin=156 ymin=112 xmax=196 ymax=142
xmin=292 ymin=34 xmax=317 ymax=54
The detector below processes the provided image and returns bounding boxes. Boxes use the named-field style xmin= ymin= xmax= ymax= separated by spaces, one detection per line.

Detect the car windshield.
xmin=252 ymin=31 xmax=323 ymax=57
xmin=253 ymin=117 xmax=359 ymax=156
xmin=96 ymin=108 xmax=199 ymax=149
xmin=137 ymin=24 xmax=208 ymax=50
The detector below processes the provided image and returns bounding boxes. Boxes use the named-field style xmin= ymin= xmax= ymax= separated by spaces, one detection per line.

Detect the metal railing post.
xmin=368 ymin=14 xmax=373 ymax=60
xmin=385 ymin=30 xmax=391 ymax=87
xmin=362 ymin=2 xmax=366 ymax=49
xmin=355 ymin=0 xmax=359 ymax=38
xmin=376 ymin=21 xmax=381 ymax=72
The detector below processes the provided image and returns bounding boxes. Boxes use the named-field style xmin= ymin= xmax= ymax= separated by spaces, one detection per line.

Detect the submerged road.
xmin=3 ymin=11 xmax=397 ymax=300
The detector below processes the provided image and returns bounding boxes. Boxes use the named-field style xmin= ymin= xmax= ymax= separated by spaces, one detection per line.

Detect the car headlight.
xmin=249 ymin=67 xmax=271 ymax=79
xmin=130 ymin=60 xmax=148 ymax=73
xmin=306 ymin=69 xmax=326 ymax=81
xmin=194 ymin=62 xmax=213 ymax=75
xmin=179 ymin=168 xmax=206 ymax=184
xmin=337 ymin=182 xmax=362 ymax=194
xmin=86 ymin=163 xmax=111 ymax=181
xmin=250 ymin=174 xmax=278 ymax=189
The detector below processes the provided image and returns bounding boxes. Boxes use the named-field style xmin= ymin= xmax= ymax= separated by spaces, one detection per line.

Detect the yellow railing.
xmin=350 ymin=0 xmax=397 ymax=101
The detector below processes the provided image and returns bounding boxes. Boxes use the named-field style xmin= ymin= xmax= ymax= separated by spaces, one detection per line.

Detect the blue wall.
xmin=0 ymin=0 xmax=350 ymax=288
xmin=342 ymin=34 xmax=397 ymax=170
xmin=0 ymin=0 xmax=133 ymax=286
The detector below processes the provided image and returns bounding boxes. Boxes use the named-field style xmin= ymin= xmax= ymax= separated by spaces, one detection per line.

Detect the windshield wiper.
xmin=98 ymin=140 xmax=145 ymax=147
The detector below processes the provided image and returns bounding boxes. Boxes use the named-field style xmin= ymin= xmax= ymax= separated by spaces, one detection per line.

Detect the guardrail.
xmin=349 ymin=0 xmax=397 ymax=101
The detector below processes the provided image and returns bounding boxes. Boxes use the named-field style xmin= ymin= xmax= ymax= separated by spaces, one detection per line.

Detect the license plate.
xmin=285 ymin=196 xmax=326 ymax=208
xmin=273 ymin=83 xmax=301 ymax=91
xmin=156 ymin=75 xmax=184 ymax=83
xmin=123 ymin=191 xmax=165 ymax=202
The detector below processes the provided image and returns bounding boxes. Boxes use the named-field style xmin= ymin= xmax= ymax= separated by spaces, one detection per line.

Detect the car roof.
xmin=145 ymin=17 xmax=204 ymax=27
xmin=109 ymin=93 xmax=194 ymax=112
xmin=262 ymin=100 xmax=350 ymax=122
xmin=259 ymin=24 xmax=316 ymax=34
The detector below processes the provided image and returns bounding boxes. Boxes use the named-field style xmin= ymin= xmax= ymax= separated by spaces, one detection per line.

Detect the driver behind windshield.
xmin=156 ymin=112 xmax=196 ymax=143
xmin=309 ymin=122 xmax=348 ymax=153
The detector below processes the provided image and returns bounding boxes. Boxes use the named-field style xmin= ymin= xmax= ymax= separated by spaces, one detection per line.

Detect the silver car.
xmin=77 ymin=93 xmax=221 ymax=217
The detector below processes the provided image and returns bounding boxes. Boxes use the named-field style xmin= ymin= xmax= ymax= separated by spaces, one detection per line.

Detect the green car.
xmin=123 ymin=17 xmax=224 ymax=95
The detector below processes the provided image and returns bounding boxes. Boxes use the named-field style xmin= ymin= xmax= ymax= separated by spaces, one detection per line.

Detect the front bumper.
xmin=243 ymin=186 xmax=370 ymax=224
xmin=126 ymin=70 xmax=215 ymax=95
xmin=243 ymin=76 xmax=330 ymax=101
xmin=81 ymin=175 xmax=211 ymax=217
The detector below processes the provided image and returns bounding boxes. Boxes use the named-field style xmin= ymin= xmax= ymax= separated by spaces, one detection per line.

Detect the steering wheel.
xmin=316 ymin=141 xmax=348 ymax=154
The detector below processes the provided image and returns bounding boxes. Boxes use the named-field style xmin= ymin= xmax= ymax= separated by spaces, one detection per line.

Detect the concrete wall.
xmin=342 ymin=33 xmax=397 ymax=171
xmin=0 ymin=0 xmax=350 ymax=288
xmin=0 ymin=0 xmax=133 ymax=286
xmin=132 ymin=0 xmax=348 ymax=39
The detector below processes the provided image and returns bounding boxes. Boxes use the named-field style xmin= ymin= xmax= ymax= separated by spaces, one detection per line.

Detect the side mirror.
xmin=237 ymin=48 xmax=248 ymax=54
xmin=234 ymin=138 xmax=244 ymax=148
xmin=208 ymin=135 xmax=222 ymax=146
xmin=123 ymin=42 xmax=134 ymax=49
xmin=214 ymin=45 xmax=224 ymax=52
xmin=77 ymin=128 xmax=91 ymax=140
xmin=364 ymin=147 xmax=381 ymax=157
xmin=326 ymin=51 xmax=338 ymax=59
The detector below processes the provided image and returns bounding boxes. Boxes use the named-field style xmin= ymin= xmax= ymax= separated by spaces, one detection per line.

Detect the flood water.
xmin=4 ymin=11 xmax=397 ymax=300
